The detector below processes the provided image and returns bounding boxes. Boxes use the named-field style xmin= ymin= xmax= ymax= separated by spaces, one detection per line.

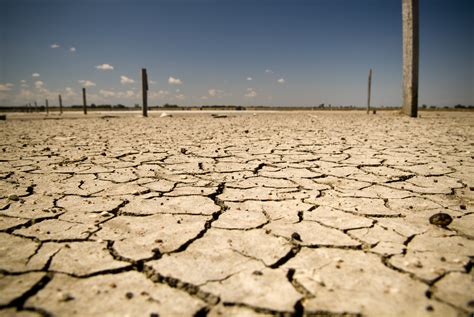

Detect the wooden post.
xmin=58 ymin=94 xmax=63 ymax=115
xmin=82 ymin=88 xmax=87 ymax=115
xmin=367 ymin=69 xmax=372 ymax=114
xmin=45 ymin=99 xmax=49 ymax=115
xmin=142 ymin=68 xmax=148 ymax=117
xmin=34 ymin=101 xmax=38 ymax=112
xmin=402 ymin=0 xmax=419 ymax=117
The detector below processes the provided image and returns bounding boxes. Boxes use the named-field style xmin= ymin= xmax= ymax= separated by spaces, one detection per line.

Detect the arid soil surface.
xmin=0 ymin=110 xmax=473 ymax=316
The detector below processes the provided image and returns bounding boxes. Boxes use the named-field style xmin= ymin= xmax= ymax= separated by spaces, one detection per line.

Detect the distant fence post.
xmin=34 ymin=101 xmax=38 ymax=112
xmin=367 ymin=69 xmax=372 ymax=114
xmin=402 ymin=0 xmax=419 ymax=117
xmin=58 ymin=94 xmax=63 ymax=115
xmin=142 ymin=68 xmax=148 ymax=117
xmin=82 ymin=88 xmax=88 ymax=115
xmin=45 ymin=99 xmax=49 ymax=115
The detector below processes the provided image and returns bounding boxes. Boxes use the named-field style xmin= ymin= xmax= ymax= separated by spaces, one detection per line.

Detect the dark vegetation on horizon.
xmin=0 ymin=103 xmax=473 ymax=112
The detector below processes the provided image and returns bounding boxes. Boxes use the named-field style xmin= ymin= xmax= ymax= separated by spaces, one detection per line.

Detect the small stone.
xmin=8 ymin=194 xmax=20 ymax=201
xmin=426 ymin=305 xmax=434 ymax=312
xmin=125 ymin=292 xmax=134 ymax=299
xmin=180 ymin=148 xmax=187 ymax=154
xmin=467 ymin=300 xmax=474 ymax=308
xmin=150 ymin=313 xmax=159 ymax=317
xmin=291 ymin=232 xmax=302 ymax=241
xmin=459 ymin=204 xmax=466 ymax=210
xmin=429 ymin=213 xmax=453 ymax=227
xmin=252 ymin=270 xmax=263 ymax=276
xmin=60 ymin=292 xmax=75 ymax=302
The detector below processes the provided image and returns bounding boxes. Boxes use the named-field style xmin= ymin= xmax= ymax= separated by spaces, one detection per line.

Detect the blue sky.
xmin=0 ymin=0 xmax=472 ymax=107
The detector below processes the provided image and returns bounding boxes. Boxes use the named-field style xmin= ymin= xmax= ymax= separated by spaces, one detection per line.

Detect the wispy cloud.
xmin=244 ymin=88 xmax=257 ymax=98
xmin=64 ymin=87 xmax=77 ymax=97
xmin=265 ymin=69 xmax=273 ymax=74
xmin=99 ymin=89 xmax=116 ymax=97
xmin=0 ymin=83 xmax=14 ymax=92
xmin=69 ymin=47 xmax=76 ymax=52
xmin=120 ymin=76 xmax=135 ymax=84
xmin=149 ymin=90 xmax=170 ymax=99
xmin=32 ymin=73 xmax=40 ymax=77
xmin=277 ymin=78 xmax=285 ymax=84
xmin=50 ymin=43 xmax=60 ymax=49
xmin=208 ymin=89 xmax=224 ymax=98
xmin=175 ymin=94 xmax=185 ymax=100
xmin=96 ymin=64 xmax=114 ymax=70
xmin=168 ymin=76 xmax=182 ymax=85
xmin=247 ymin=77 xmax=253 ymax=81
xmin=34 ymin=81 xmax=44 ymax=89
xmin=78 ymin=80 xmax=96 ymax=87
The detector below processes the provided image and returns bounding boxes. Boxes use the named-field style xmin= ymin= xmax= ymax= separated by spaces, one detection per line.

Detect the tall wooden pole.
xmin=82 ymin=88 xmax=87 ymax=115
xmin=58 ymin=94 xmax=63 ymax=115
xmin=367 ymin=69 xmax=372 ymax=114
xmin=142 ymin=68 xmax=148 ymax=117
xmin=402 ymin=0 xmax=419 ymax=117
xmin=45 ymin=99 xmax=49 ymax=115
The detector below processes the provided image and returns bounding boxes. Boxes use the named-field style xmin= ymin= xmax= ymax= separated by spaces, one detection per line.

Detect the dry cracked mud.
xmin=0 ymin=110 xmax=473 ymax=316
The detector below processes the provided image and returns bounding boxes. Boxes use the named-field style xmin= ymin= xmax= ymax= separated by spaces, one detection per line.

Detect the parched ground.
xmin=0 ymin=110 xmax=473 ymax=317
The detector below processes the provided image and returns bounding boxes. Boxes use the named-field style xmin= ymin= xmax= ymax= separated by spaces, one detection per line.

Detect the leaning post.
xmin=45 ymin=99 xmax=49 ymax=115
xmin=142 ymin=68 xmax=148 ymax=117
xmin=82 ymin=88 xmax=88 ymax=115
xmin=367 ymin=68 xmax=372 ymax=114
xmin=402 ymin=0 xmax=419 ymax=117
xmin=58 ymin=94 xmax=63 ymax=115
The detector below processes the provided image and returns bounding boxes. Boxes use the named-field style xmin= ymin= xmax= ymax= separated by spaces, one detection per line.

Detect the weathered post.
xmin=402 ymin=0 xmax=419 ymax=117
xmin=367 ymin=69 xmax=372 ymax=114
xmin=45 ymin=99 xmax=49 ymax=115
xmin=142 ymin=68 xmax=148 ymax=117
xmin=34 ymin=101 xmax=38 ymax=112
xmin=82 ymin=88 xmax=88 ymax=115
xmin=58 ymin=94 xmax=63 ymax=115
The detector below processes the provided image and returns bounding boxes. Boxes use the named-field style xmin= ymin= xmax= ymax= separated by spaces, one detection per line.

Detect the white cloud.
xmin=244 ymin=88 xmax=257 ymax=98
xmin=277 ymin=78 xmax=285 ymax=84
xmin=149 ymin=90 xmax=170 ymax=99
xmin=247 ymin=77 xmax=253 ymax=81
xmin=99 ymin=89 xmax=116 ymax=97
xmin=69 ymin=47 xmax=76 ymax=52
xmin=120 ymin=75 xmax=135 ymax=84
xmin=96 ymin=64 xmax=114 ymax=70
xmin=175 ymin=94 xmax=185 ymax=100
xmin=149 ymin=80 xmax=157 ymax=84
xmin=168 ymin=76 xmax=182 ymax=85
xmin=208 ymin=89 xmax=224 ymax=98
xmin=20 ymin=80 xmax=26 ymax=83
xmin=122 ymin=90 xmax=135 ymax=98
xmin=78 ymin=80 xmax=96 ymax=87
xmin=200 ymin=96 xmax=208 ymax=100
xmin=34 ymin=81 xmax=44 ymax=89
xmin=265 ymin=69 xmax=273 ymax=73
xmin=64 ymin=87 xmax=77 ymax=97
xmin=32 ymin=73 xmax=40 ymax=77
xmin=175 ymin=88 xmax=180 ymax=93
xmin=50 ymin=43 xmax=60 ymax=49
xmin=0 ymin=83 xmax=14 ymax=91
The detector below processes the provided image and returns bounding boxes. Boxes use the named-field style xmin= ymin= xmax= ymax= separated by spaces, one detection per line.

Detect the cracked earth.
xmin=0 ymin=111 xmax=473 ymax=317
